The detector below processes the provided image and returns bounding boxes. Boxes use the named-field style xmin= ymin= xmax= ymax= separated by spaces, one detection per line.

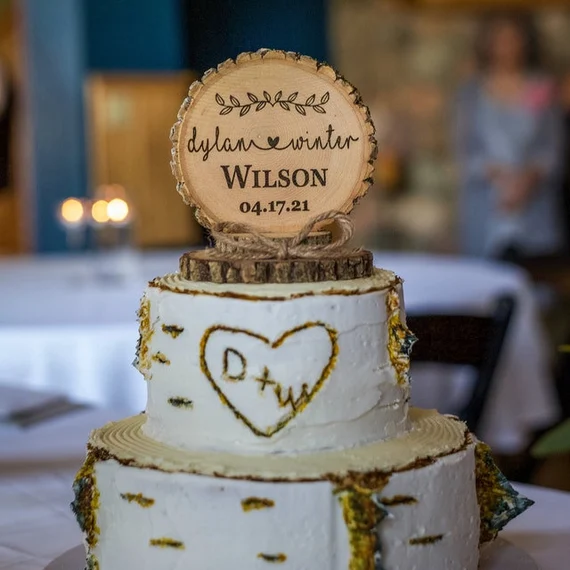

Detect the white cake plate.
xmin=44 ymin=539 xmax=539 ymax=570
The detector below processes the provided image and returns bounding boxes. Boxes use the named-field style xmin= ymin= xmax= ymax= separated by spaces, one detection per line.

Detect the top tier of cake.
xmin=136 ymin=268 xmax=414 ymax=455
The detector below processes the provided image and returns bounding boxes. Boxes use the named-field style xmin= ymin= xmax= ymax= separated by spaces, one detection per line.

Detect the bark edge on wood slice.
xmin=179 ymin=249 xmax=374 ymax=284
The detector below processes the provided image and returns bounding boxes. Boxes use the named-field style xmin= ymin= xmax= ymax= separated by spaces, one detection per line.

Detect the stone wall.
xmin=331 ymin=0 xmax=570 ymax=251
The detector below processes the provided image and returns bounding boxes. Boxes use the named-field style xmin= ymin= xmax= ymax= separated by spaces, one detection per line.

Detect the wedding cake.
xmin=72 ymin=49 xmax=531 ymax=570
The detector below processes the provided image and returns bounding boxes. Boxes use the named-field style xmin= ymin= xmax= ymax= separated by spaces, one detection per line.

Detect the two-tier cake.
xmin=71 ymin=49 xmax=531 ymax=570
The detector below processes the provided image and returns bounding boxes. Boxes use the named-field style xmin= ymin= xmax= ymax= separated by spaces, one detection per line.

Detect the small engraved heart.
xmin=200 ymin=323 xmax=338 ymax=437
xmin=267 ymin=136 xmax=280 ymax=148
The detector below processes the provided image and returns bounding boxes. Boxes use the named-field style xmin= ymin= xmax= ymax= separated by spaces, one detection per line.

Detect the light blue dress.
xmin=456 ymin=78 xmax=564 ymax=257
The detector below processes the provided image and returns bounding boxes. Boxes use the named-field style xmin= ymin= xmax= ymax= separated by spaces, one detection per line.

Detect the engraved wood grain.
xmin=179 ymin=249 xmax=374 ymax=284
xmin=171 ymin=49 xmax=376 ymax=234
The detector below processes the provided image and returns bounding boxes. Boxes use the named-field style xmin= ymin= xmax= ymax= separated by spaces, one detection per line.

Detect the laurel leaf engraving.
xmin=216 ymin=91 xmax=330 ymax=117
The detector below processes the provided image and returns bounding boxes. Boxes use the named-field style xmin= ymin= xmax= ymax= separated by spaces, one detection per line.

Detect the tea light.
xmin=58 ymin=198 xmax=85 ymax=228
xmin=57 ymin=197 xmax=88 ymax=255
xmin=91 ymin=199 xmax=110 ymax=224
xmin=107 ymin=198 xmax=130 ymax=225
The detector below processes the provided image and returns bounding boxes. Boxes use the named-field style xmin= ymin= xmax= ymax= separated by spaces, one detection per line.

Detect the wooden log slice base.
xmin=179 ymin=249 xmax=373 ymax=284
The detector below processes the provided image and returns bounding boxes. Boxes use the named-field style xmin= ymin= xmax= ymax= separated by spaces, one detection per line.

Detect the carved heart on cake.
xmin=200 ymin=322 xmax=338 ymax=437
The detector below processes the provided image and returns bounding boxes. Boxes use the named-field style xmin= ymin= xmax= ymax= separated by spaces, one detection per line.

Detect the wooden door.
xmin=86 ymin=73 xmax=203 ymax=248
xmin=0 ymin=0 xmax=25 ymax=254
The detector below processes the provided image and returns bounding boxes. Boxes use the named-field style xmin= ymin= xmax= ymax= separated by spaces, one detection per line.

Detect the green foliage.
xmin=531 ymin=419 xmax=570 ymax=458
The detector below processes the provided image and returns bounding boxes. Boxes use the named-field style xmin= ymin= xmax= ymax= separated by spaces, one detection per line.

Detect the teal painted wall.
xmin=183 ymin=0 xmax=328 ymax=71
xmin=84 ymin=0 xmax=186 ymax=71
xmin=24 ymin=0 xmax=88 ymax=252
xmin=25 ymin=0 xmax=328 ymax=251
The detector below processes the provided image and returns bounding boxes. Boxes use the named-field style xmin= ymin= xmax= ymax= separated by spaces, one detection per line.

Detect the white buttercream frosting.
xmin=89 ymin=415 xmax=479 ymax=570
xmin=139 ymin=269 xmax=411 ymax=454
xmin=75 ymin=263 xmax=491 ymax=570
xmin=89 ymin=408 xmax=467 ymax=479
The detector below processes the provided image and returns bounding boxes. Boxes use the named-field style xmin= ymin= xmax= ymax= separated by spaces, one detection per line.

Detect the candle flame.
xmin=107 ymin=198 xmax=129 ymax=223
xmin=91 ymin=199 xmax=109 ymax=223
xmin=60 ymin=198 xmax=84 ymax=224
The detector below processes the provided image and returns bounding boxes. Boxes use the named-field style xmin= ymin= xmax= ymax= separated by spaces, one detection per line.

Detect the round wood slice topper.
xmin=171 ymin=49 xmax=376 ymax=234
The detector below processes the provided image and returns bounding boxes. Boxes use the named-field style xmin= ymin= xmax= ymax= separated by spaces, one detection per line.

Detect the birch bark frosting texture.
xmin=139 ymin=269 xmax=410 ymax=453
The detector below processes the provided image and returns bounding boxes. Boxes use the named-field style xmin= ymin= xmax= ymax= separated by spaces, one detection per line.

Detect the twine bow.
xmin=210 ymin=211 xmax=356 ymax=260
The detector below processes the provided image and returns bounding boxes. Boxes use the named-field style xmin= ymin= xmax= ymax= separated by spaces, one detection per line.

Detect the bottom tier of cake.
xmin=72 ymin=409 xmax=532 ymax=570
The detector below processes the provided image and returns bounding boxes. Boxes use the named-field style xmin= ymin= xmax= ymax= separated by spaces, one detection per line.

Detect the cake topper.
xmin=171 ymin=49 xmax=376 ymax=235
xmin=171 ymin=50 xmax=377 ymax=284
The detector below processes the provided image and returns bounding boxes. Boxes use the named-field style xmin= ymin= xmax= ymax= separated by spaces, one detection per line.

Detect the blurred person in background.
xmin=456 ymin=12 xmax=564 ymax=262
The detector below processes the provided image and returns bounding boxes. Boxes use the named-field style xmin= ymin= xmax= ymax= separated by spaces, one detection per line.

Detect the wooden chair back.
xmin=406 ymin=295 xmax=516 ymax=434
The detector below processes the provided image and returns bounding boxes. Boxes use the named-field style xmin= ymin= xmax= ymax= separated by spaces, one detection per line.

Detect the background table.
xmin=0 ymin=407 xmax=568 ymax=570
xmin=0 ymin=250 xmax=560 ymax=453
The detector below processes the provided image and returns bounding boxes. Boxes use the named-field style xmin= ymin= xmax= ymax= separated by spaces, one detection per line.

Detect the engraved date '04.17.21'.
xmin=240 ymin=200 xmax=309 ymax=215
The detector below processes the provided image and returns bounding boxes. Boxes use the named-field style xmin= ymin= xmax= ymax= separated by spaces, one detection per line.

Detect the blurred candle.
xmin=57 ymin=197 xmax=87 ymax=255
xmin=107 ymin=198 xmax=129 ymax=225
xmin=59 ymin=198 xmax=85 ymax=227
xmin=91 ymin=199 xmax=110 ymax=224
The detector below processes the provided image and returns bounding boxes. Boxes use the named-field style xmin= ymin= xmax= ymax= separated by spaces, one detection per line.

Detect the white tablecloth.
xmin=0 ymin=251 xmax=560 ymax=453
xmin=377 ymin=254 xmax=560 ymax=453
xmin=0 ymin=408 xmax=568 ymax=570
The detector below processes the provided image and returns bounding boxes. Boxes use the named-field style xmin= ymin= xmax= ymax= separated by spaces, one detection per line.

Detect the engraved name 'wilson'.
xmin=221 ymin=165 xmax=326 ymax=190
xmin=186 ymin=124 xmax=359 ymax=162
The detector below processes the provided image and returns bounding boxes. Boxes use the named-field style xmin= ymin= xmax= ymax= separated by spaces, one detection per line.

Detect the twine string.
xmin=210 ymin=210 xmax=355 ymax=260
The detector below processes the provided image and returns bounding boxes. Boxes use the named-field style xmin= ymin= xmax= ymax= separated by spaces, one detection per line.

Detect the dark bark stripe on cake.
xmin=241 ymin=497 xmax=275 ymax=511
xmin=257 ymin=553 xmax=287 ymax=563
xmin=71 ymin=454 xmax=100 ymax=549
xmin=167 ymin=397 xmax=194 ymax=409
xmin=380 ymin=495 xmax=417 ymax=506
xmin=161 ymin=324 xmax=185 ymax=338
xmin=149 ymin=538 xmax=185 ymax=549
xmin=120 ymin=493 xmax=155 ymax=507
xmin=337 ymin=486 xmax=389 ymax=570
xmin=135 ymin=298 xmax=154 ymax=380
xmin=386 ymin=288 xmax=416 ymax=386
xmin=179 ymin=249 xmax=374 ymax=284
xmin=409 ymin=534 xmax=445 ymax=545
xmin=151 ymin=352 xmax=171 ymax=365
